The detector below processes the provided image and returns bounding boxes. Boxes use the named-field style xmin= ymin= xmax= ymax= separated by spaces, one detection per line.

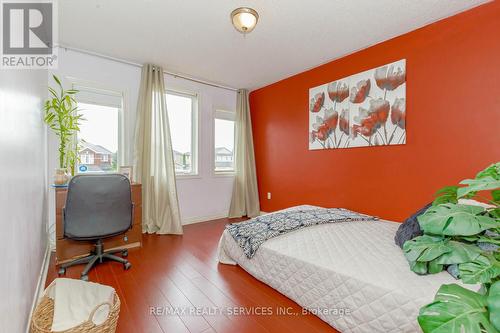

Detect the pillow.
xmin=394 ymin=203 xmax=432 ymax=249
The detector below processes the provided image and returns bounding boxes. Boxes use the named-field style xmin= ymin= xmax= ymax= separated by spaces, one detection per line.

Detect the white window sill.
xmin=175 ymin=174 xmax=202 ymax=180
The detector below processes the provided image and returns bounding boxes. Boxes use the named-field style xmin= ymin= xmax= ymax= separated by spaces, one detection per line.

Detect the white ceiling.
xmin=59 ymin=0 xmax=488 ymax=90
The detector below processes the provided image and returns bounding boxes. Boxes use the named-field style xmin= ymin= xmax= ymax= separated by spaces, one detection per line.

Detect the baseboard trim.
xmin=182 ymin=213 xmax=228 ymax=225
xmin=182 ymin=211 xmax=268 ymax=226
xmin=26 ymin=244 xmax=51 ymax=333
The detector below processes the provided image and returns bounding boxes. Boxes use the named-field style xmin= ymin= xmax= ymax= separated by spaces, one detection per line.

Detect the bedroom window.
xmin=214 ymin=110 xmax=235 ymax=173
xmin=166 ymin=90 xmax=198 ymax=176
xmin=74 ymin=85 xmax=122 ymax=174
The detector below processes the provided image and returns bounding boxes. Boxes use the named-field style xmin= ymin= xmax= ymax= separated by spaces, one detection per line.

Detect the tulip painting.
xmin=309 ymin=59 xmax=406 ymax=150
xmin=309 ymin=92 xmax=325 ymax=113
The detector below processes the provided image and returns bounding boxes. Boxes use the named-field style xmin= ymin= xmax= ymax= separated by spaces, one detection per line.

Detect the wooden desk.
xmin=55 ymin=183 xmax=142 ymax=265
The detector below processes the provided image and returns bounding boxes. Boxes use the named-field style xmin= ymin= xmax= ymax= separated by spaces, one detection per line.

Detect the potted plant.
xmin=43 ymin=75 xmax=83 ymax=185
xmin=403 ymin=162 xmax=500 ymax=332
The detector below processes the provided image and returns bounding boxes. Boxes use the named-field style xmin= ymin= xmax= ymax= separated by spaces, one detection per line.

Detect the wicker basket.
xmin=30 ymin=293 xmax=120 ymax=333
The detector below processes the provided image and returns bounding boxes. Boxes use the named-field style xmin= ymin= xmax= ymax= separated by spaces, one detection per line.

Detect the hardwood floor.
xmin=46 ymin=218 xmax=338 ymax=333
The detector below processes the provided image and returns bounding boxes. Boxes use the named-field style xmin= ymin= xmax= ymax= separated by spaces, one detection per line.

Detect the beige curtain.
xmin=229 ymin=89 xmax=261 ymax=218
xmin=133 ymin=64 xmax=183 ymax=234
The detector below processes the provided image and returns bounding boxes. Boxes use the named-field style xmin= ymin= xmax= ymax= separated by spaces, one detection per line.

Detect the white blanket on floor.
xmin=218 ymin=205 xmax=477 ymax=333
xmin=46 ymin=278 xmax=115 ymax=331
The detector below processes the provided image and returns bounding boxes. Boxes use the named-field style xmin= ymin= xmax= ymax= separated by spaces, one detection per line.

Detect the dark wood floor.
xmin=46 ymin=218 xmax=338 ymax=333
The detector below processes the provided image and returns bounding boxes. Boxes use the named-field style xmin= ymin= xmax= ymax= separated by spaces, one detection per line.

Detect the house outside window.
xmin=73 ymin=84 xmax=122 ymax=173
xmin=214 ymin=110 xmax=235 ymax=173
xmin=166 ymin=90 xmax=198 ymax=176
xmin=78 ymin=140 xmax=114 ymax=171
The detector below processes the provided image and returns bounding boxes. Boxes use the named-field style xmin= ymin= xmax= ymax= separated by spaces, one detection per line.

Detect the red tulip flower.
xmin=359 ymin=118 xmax=377 ymax=136
xmin=391 ymin=98 xmax=406 ymax=129
xmin=374 ymin=64 xmax=406 ymax=91
xmin=316 ymin=123 xmax=330 ymax=141
xmin=309 ymin=92 xmax=325 ymax=113
xmin=310 ymin=107 xmax=338 ymax=144
xmin=349 ymin=79 xmax=371 ymax=103
xmin=352 ymin=108 xmax=376 ymax=138
xmin=311 ymin=116 xmax=330 ymax=142
xmin=323 ymin=108 xmax=339 ymax=131
xmin=351 ymin=99 xmax=390 ymax=139
xmin=369 ymin=98 xmax=390 ymax=124
xmin=310 ymin=125 xmax=330 ymax=142
xmin=339 ymin=109 xmax=349 ymax=135
xmin=327 ymin=81 xmax=349 ymax=103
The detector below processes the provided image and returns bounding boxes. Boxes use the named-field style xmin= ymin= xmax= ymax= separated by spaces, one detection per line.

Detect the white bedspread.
xmin=217 ymin=206 xmax=471 ymax=333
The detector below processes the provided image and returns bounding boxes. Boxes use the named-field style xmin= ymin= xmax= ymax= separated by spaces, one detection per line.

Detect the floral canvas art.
xmin=309 ymin=59 xmax=406 ymax=150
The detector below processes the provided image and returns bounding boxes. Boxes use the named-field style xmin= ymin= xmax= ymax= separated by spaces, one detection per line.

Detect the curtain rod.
xmin=56 ymin=44 xmax=239 ymax=92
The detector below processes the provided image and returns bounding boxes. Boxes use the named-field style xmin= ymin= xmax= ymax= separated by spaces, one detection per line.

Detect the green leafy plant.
xmin=488 ymin=282 xmax=500 ymax=330
xmin=43 ymin=75 xmax=83 ymax=174
xmin=418 ymin=283 xmax=498 ymax=333
xmin=403 ymin=162 xmax=500 ymax=332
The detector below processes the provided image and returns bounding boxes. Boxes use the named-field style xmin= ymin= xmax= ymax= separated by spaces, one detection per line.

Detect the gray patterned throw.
xmin=226 ymin=207 xmax=376 ymax=258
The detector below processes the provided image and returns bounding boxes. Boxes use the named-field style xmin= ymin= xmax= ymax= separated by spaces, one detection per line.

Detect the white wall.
xmin=48 ymin=49 xmax=236 ymax=237
xmin=0 ymin=69 xmax=48 ymax=333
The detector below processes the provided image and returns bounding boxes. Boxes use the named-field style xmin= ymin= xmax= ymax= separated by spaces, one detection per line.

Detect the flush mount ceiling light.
xmin=230 ymin=7 xmax=259 ymax=34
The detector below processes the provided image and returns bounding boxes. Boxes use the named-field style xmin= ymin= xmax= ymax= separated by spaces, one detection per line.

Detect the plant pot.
xmin=54 ymin=168 xmax=70 ymax=186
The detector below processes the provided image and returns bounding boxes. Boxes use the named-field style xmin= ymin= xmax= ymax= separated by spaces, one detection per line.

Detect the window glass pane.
xmin=77 ymin=103 xmax=119 ymax=173
xmin=166 ymin=93 xmax=193 ymax=173
xmin=214 ymin=118 xmax=235 ymax=172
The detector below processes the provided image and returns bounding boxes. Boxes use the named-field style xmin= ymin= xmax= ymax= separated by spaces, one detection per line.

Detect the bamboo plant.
xmin=403 ymin=162 xmax=500 ymax=332
xmin=43 ymin=75 xmax=83 ymax=175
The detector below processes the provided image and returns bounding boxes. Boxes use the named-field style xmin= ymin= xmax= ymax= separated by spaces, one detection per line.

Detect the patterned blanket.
xmin=226 ymin=206 xmax=376 ymax=258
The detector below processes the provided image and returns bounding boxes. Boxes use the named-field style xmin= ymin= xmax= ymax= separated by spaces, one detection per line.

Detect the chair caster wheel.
xmin=124 ymin=262 xmax=132 ymax=270
xmin=58 ymin=268 xmax=66 ymax=275
xmin=80 ymin=275 xmax=89 ymax=281
xmin=121 ymin=250 xmax=128 ymax=257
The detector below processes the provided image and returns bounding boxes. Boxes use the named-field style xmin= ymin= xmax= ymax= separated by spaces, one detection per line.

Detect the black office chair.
xmin=58 ymin=174 xmax=133 ymax=280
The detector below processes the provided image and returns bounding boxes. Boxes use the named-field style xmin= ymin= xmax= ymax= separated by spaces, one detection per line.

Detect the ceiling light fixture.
xmin=230 ymin=7 xmax=259 ymax=34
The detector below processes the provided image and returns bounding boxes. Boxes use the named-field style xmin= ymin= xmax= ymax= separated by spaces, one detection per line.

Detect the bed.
xmin=217 ymin=205 xmax=471 ymax=333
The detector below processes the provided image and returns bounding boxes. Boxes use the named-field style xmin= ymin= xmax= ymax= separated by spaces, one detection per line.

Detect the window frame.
xmin=80 ymin=152 xmax=94 ymax=165
xmin=166 ymin=89 xmax=199 ymax=178
xmin=213 ymin=109 xmax=236 ymax=176
xmin=71 ymin=81 xmax=124 ymax=175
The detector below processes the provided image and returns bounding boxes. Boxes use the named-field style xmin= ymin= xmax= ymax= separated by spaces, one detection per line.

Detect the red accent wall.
xmin=249 ymin=2 xmax=500 ymax=221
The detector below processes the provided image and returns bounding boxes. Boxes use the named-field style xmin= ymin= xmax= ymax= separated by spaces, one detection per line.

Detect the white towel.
xmin=46 ymin=278 xmax=115 ymax=331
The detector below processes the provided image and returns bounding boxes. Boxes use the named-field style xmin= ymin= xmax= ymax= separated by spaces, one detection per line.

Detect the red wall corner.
xmin=249 ymin=1 xmax=500 ymax=221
